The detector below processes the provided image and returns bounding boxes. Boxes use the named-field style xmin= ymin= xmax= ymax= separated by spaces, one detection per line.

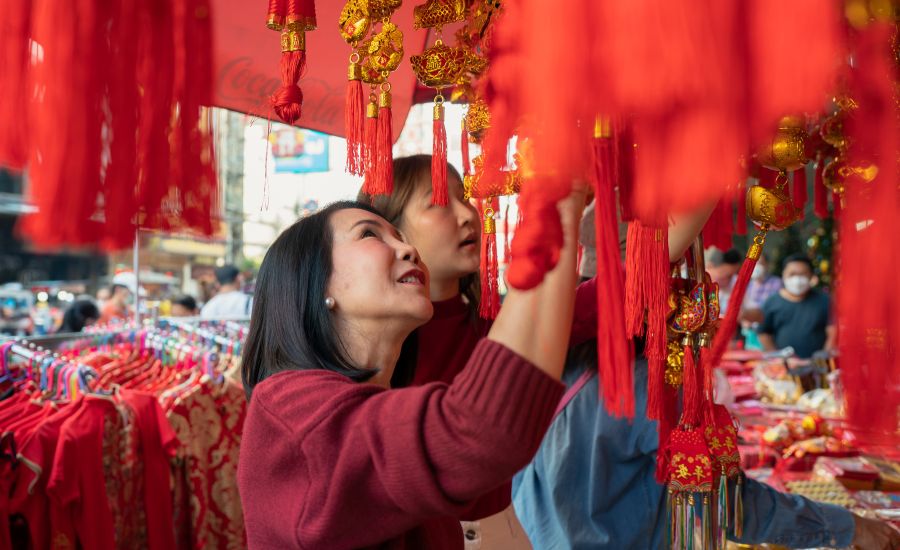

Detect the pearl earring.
xmin=325 ymin=297 xmax=335 ymax=310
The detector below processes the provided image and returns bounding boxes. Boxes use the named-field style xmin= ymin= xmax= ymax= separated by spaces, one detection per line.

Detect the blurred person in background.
xmin=758 ymin=254 xmax=835 ymax=358
xmin=57 ymin=300 xmax=100 ymax=333
xmin=738 ymin=253 xmax=782 ymax=350
xmin=99 ymin=272 xmax=138 ymax=324
xmin=201 ymin=265 xmax=251 ymax=318
xmin=706 ymin=247 xmax=742 ymax=313
xmin=170 ymin=295 xmax=200 ymax=317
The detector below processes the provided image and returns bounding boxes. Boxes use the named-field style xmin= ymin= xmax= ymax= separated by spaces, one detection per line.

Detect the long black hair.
xmin=241 ymin=201 xmax=417 ymax=399
xmin=57 ymin=300 xmax=100 ymax=333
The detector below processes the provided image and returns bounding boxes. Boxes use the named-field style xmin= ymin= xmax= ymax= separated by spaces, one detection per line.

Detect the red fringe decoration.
xmin=735 ymin=179 xmax=748 ymax=236
xmin=814 ymin=155 xmax=829 ymax=219
xmin=345 ymin=76 xmax=364 ymax=175
xmin=479 ymin=197 xmax=501 ymax=319
xmin=592 ymin=133 xmax=634 ymax=418
xmin=0 ymin=0 xmax=32 ymax=170
xmin=502 ymin=202 xmax=511 ymax=264
xmin=616 ymin=123 xmax=636 ymax=222
xmin=272 ymin=49 xmax=305 ymax=125
xmin=839 ymin=22 xmax=900 ymax=449
xmin=702 ymin=199 xmax=734 ymax=252
xmin=374 ymin=91 xmax=394 ymax=196
xmin=361 ymin=98 xmax=379 ymax=195
xmin=681 ymin=344 xmax=701 ymax=427
xmin=431 ymin=103 xmax=448 ymax=206
xmin=461 ymin=119 xmax=471 ymax=176
xmin=792 ymin=166 xmax=808 ymax=214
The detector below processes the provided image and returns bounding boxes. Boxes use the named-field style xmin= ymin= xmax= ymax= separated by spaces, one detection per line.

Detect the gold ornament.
xmin=339 ymin=0 xmax=371 ymax=43
xmin=665 ymin=340 xmax=685 ymax=387
xmin=746 ymin=178 xmax=801 ymax=231
xmin=756 ymin=115 xmax=810 ymax=172
xmin=367 ymin=22 xmax=404 ymax=73
xmin=410 ymin=40 xmax=468 ymax=89
xmin=414 ymin=0 xmax=467 ymax=30
xmin=822 ymin=155 xmax=878 ymax=195
xmin=463 ymin=155 xmax=522 ymax=200
xmin=465 ymin=98 xmax=491 ymax=141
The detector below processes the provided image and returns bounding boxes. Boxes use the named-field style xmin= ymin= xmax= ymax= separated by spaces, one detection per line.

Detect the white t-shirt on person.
xmin=200 ymin=290 xmax=252 ymax=319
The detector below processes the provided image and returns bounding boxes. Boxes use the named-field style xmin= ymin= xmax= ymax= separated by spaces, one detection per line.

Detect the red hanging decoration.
xmin=735 ymin=179 xmax=748 ymax=236
xmin=591 ymin=119 xmax=634 ymax=418
xmin=813 ymin=155 xmax=830 ymax=219
xmin=461 ymin=119 xmax=471 ymax=176
xmin=792 ymin=165 xmax=808 ymax=213
xmin=832 ymin=190 xmax=842 ymax=220
xmin=345 ymin=54 xmax=365 ymax=175
xmin=374 ymin=85 xmax=394 ymax=196
xmin=839 ymin=20 xmax=900 ymax=449
xmin=271 ymin=0 xmax=315 ymax=125
xmin=0 ymin=0 xmax=32 ymax=170
xmin=361 ymin=92 xmax=380 ymax=196
xmin=479 ymin=197 xmax=501 ymax=319
xmin=432 ymin=98 xmax=449 ymax=206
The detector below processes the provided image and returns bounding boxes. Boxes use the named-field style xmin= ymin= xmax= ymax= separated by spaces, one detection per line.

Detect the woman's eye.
xmin=362 ymin=229 xmax=378 ymax=239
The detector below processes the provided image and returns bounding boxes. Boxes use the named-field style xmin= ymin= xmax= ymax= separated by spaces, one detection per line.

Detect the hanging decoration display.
xmin=410 ymin=0 xmax=468 ymax=205
xmin=266 ymin=0 xmax=317 ymax=125
xmin=7 ymin=0 xmax=219 ymax=250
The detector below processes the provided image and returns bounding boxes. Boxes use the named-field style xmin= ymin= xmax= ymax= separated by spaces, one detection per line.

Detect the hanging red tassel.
xmin=814 ymin=155 xmax=829 ymax=219
xmin=832 ymin=190 xmax=842 ymax=220
xmin=0 ymin=0 xmax=32 ymax=169
xmin=735 ymin=179 xmax=748 ymax=236
xmin=372 ymin=86 xmax=394 ymax=196
xmin=616 ymin=122 xmax=637 ymax=222
xmin=503 ymin=201 xmax=511 ymax=263
xmin=271 ymin=0 xmax=308 ymax=125
xmin=709 ymin=231 xmax=766 ymax=367
xmin=592 ymin=122 xmax=634 ymax=418
xmin=461 ymin=118 xmax=471 ymax=176
xmin=681 ymin=342 xmax=701 ymax=427
xmin=345 ymin=56 xmax=365 ymax=175
xmin=432 ymin=98 xmax=449 ymax=206
xmin=361 ymin=94 xmax=380 ymax=196
xmin=792 ymin=166 xmax=808 ymax=213
xmin=479 ymin=197 xmax=501 ymax=319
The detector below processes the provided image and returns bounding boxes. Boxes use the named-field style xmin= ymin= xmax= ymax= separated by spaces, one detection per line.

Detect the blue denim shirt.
xmin=512 ymin=360 xmax=855 ymax=549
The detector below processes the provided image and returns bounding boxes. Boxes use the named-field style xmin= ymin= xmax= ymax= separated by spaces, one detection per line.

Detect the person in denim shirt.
xmin=512 ymin=340 xmax=900 ymax=549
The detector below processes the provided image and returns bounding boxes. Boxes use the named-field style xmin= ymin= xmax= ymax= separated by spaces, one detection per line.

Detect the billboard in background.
xmin=270 ymin=128 xmax=329 ymax=173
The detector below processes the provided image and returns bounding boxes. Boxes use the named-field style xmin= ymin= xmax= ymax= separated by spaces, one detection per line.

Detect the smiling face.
xmin=396 ymin=173 xmax=481 ymax=289
xmin=327 ymin=208 xmax=434 ymax=330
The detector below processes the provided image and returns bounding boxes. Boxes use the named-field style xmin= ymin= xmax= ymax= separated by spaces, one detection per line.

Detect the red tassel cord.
xmin=479 ymin=197 xmax=501 ymax=319
xmin=271 ymin=0 xmax=308 ymax=125
xmin=0 ymin=0 xmax=32 ymax=169
xmin=461 ymin=118 xmax=471 ymax=176
xmin=503 ymin=201 xmax=511 ymax=264
xmin=592 ymin=131 xmax=634 ymax=418
xmin=814 ymin=155 xmax=829 ymax=219
xmin=361 ymin=92 xmax=380 ymax=196
xmin=735 ymin=179 xmax=748 ymax=236
xmin=432 ymin=98 xmax=448 ymax=206
xmin=345 ymin=55 xmax=365 ymax=175
xmin=708 ymin=233 xmax=766 ymax=372
xmin=373 ymin=85 xmax=394 ymax=196
xmin=792 ymin=166 xmax=808 ymax=214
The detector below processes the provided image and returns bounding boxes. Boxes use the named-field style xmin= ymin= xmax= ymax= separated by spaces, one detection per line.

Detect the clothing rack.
xmin=152 ymin=318 xmax=242 ymax=353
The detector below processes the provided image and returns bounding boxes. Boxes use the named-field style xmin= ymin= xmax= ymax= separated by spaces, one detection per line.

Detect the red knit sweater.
xmin=238 ymin=339 xmax=565 ymax=549
xmin=413 ymin=278 xmax=598 ymax=519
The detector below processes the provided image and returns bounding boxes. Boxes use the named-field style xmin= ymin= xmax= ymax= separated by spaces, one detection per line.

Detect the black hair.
xmin=172 ymin=295 xmax=198 ymax=312
xmin=110 ymin=284 xmax=129 ymax=295
xmin=57 ymin=299 xmax=100 ymax=333
xmin=782 ymin=253 xmax=814 ymax=273
xmin=241 ymin=201 xmax=418 ymax=399
xmin=722 ymin=248 xmax=742 ymax=266
xmin=215 ymin=265 xmax=241 ymax=285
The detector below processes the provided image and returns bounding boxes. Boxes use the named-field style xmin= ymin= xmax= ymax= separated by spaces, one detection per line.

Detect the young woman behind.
xmin=238 ymin=193 xmax=584 ymax=549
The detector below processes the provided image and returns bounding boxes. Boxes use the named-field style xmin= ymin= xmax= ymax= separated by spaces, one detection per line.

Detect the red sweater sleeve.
xmin=238 ymin=339 xmax=564 ymax=549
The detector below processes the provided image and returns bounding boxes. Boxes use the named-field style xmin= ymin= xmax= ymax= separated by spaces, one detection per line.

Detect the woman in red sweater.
xmin=358 ymin=156 xmax=715 ymax=541
xmin=238 ymin=193 xmax=584 ymax=549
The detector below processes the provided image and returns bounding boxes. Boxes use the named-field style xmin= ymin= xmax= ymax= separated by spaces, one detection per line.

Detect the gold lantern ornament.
xmin=755 ymin=115 xmax=812 ymax=173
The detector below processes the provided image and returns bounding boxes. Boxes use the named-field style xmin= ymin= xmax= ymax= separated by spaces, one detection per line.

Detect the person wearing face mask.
xmin=757 ymin=253 xmax=835 ymax=358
